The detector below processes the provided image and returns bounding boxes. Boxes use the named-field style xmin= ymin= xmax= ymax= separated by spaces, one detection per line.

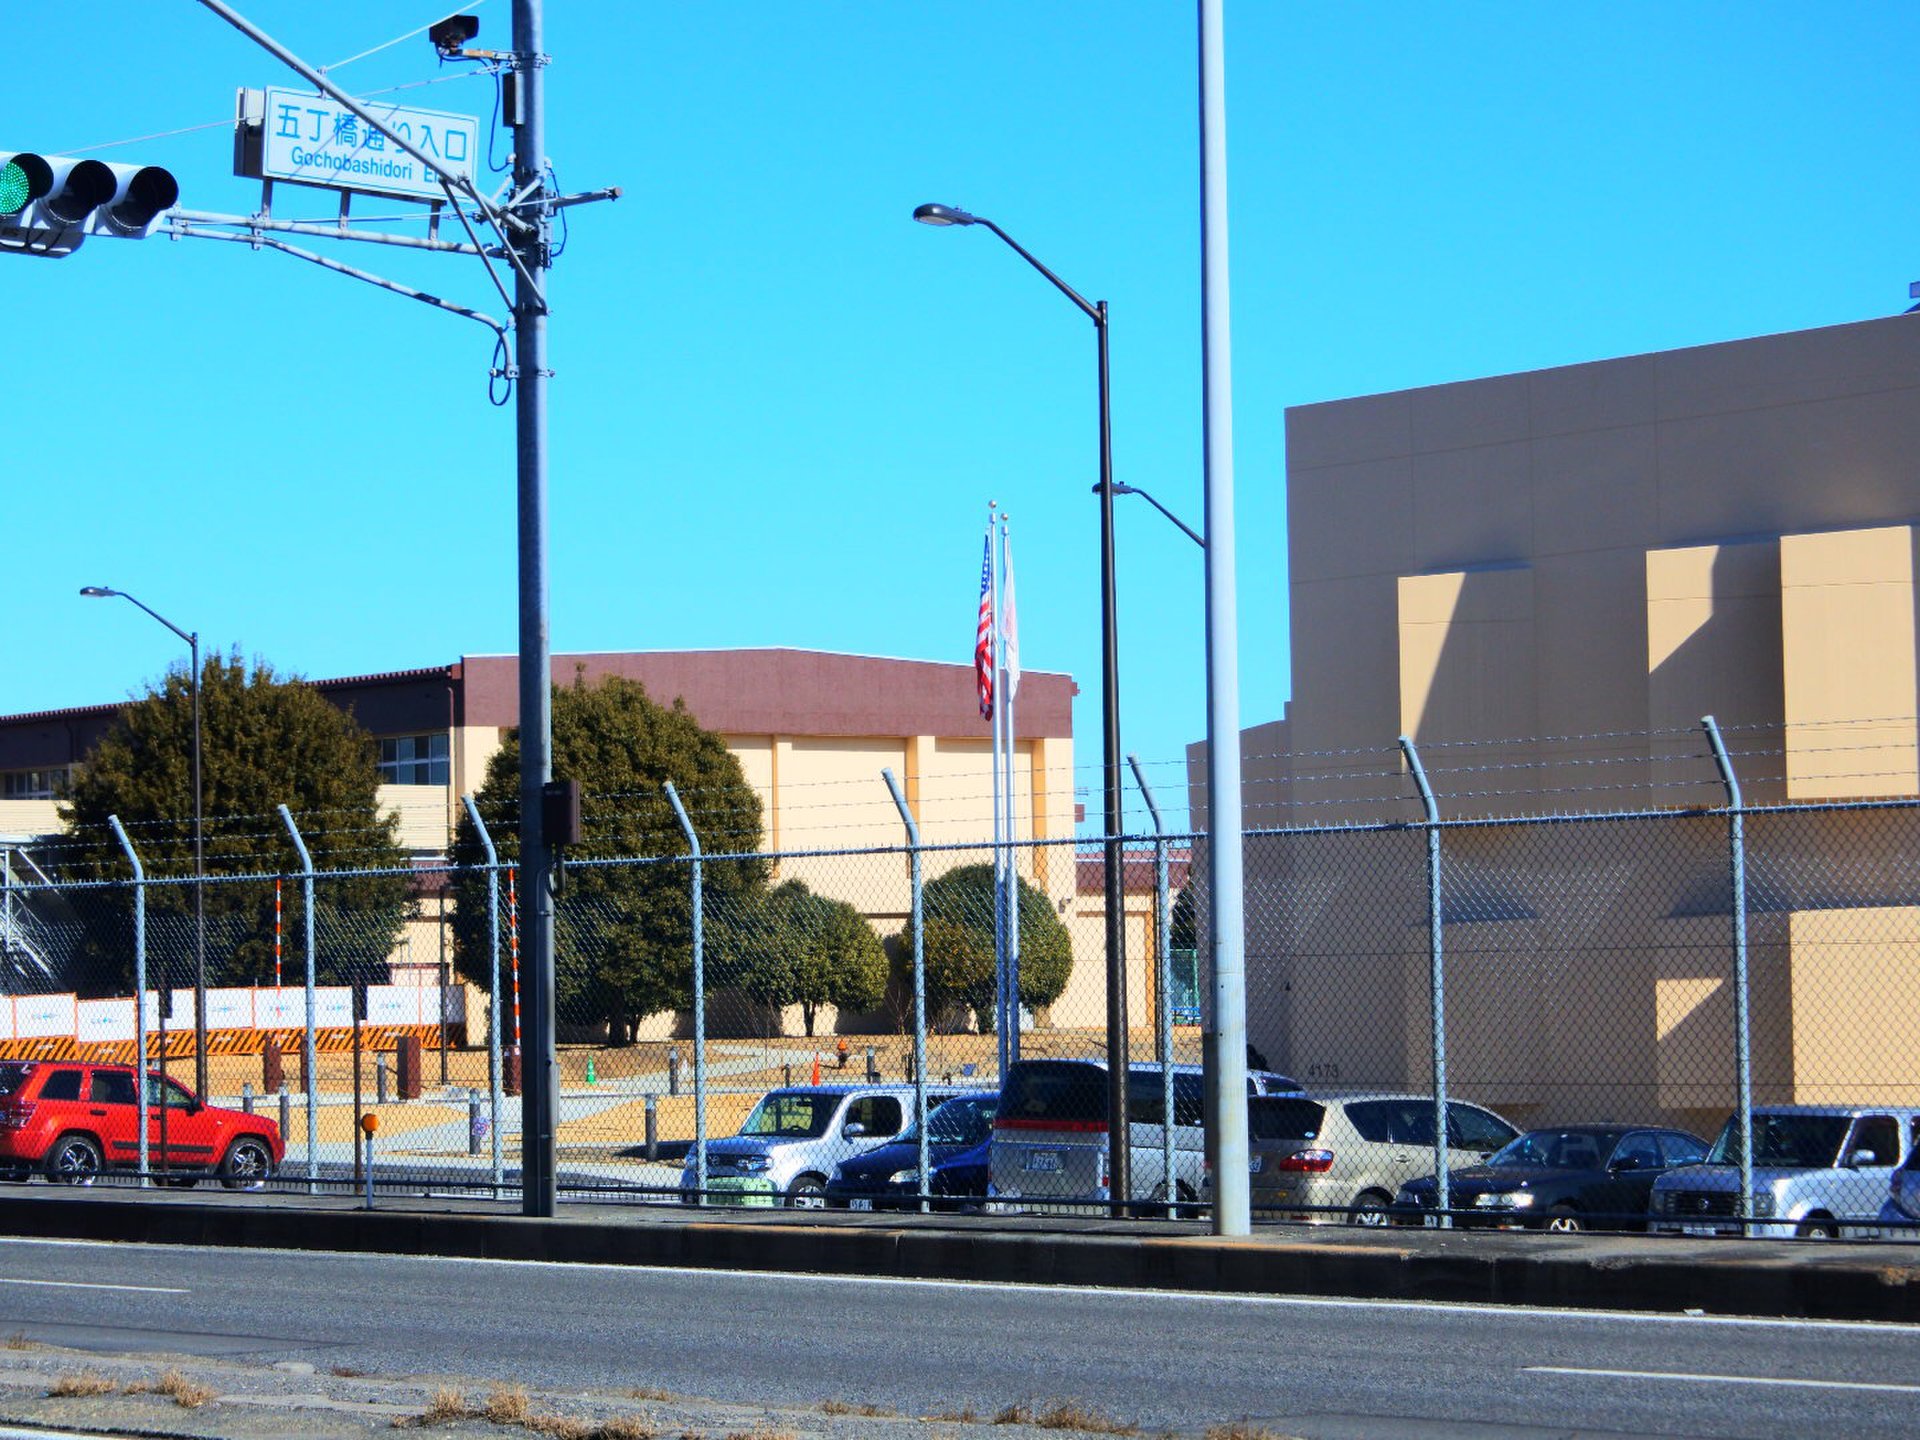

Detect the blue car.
xmin=825 ymin=1093 xmax=997 ymax=1211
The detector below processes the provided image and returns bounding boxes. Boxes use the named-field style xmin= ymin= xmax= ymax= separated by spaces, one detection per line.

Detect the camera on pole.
xmin=0 ymin=150 xmax=180 ymax=257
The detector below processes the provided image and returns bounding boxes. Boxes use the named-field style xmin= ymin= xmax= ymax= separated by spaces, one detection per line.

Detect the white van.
xmin=987 ymin=1057 xmax=1302 ymax=1212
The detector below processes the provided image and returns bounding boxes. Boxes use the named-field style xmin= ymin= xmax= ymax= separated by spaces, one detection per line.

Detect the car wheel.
xmin=219 ymin=1137 xmax=275 ymax=1192
xmin=787 ymin=1176 xmax=828 ymax=1210
xmin=1347 ymin=1191 xmax=1392 ymax=1227
xmin=1543 ymin=1204 xmax=1584 ymax=1233
xmin=46 ymin=1134 xmax=102 ymax=1186
xmin=1797 ymin=1216 xmax=1839 ymax=1240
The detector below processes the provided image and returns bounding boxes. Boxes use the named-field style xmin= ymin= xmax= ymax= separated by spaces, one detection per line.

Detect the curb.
xmin=6 ymin=1192 xmax=1918 ymax=1324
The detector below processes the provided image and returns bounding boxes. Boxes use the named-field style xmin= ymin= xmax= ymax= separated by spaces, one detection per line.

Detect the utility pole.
xmin=511 ymin=0 xmax=559 ymax=1219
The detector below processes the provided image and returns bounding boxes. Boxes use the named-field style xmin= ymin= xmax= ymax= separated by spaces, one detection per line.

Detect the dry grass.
xmin=994 ymin=1405 xmax=1033 ymax=1426
xmin=122 ymin=1369 xmax=217 ymax=1409
xmin=332 ymin=1364 xmax=374 ymax=1378
xmin=1032 ymin=1402 xmax=1136 ymax=1435
xmin=598 ymin=1417 xmax=660 ymax=1440
xmin=400 ymin=1386 xmax=471 ymax=1426
xmin=1202 ymin=1426 xmax=1302 ymax=1440
xmin=48 ymin=1370 xmax=117 ymax=1398
xmin=627 ymin=1387 xmax=674 ymax=1402
xmin=488 ymin=1385 xmax=533 ymax=1424
xmin=523 ymin=1415 xmax=593 ymax=1440
xmin=2 ymin=1331 xmax=36 ymax=1351
xmin=822 ymin=1400 xmax=896 ymax=1417
xmin=721 ymin=1428 xmax=797 ymax=1440
xmin=927 ymin=1409 xmax=979 ymax=1425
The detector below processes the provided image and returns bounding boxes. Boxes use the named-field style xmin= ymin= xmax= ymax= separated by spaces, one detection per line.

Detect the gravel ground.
xmin=0 ymin=1339 xmax=1274 ymax=1440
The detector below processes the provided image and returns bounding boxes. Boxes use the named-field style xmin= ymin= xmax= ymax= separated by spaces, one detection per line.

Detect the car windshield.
xmin=1488 ymin=1129 xmax=1622 ymax=1170
xmin=738 ymin=1093 xmax=835 ymax=1139
xmin=925 ymin=1097 xmax=996 ymax=1146
xmin=1708 ymin=1114 xmax=1850 ymax=1168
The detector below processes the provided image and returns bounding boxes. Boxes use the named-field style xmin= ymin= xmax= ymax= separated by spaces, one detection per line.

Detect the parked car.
xmin=1880 ymin=1137 xmax=1920 ymax=1233
xmin=1394 ymin=1124 xmax=1708 ymax=1231
xmin=1239 ymin=1093 xmax=1519 ymax=1226
xmin=988 ymin=1058 xmax=1303 ymax=1212
xmin=1649 ymin=1105 xmax=1920 ymax=1239
xmin=0 ymin=1060 xmax=283 ymax=1188
xmin=825 ymin=1093 xmax=998 ymax=1211
xmin=679 ymin=1083 xmax=967 ymax=1208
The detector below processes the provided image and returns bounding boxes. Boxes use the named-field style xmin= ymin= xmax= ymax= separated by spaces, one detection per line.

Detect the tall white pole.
xmin=1002 ymin=515 xmax=1022 ymax=1064
xmin=1199 ymin=0 xmax=1250 ymax=1236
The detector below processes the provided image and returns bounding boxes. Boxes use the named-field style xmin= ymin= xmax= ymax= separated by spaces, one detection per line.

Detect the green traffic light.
xmin=0 ymin=160 xmax=30 ymax=218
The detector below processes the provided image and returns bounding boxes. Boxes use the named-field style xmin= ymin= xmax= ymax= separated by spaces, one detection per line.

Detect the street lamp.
xmin=914 ymin=201 xmax=1132 ymax=1213
xmin=1105 ymin=482 xmax=1204 ymax=550
xmin=81 ymin=586 xmax=206 ymax=1099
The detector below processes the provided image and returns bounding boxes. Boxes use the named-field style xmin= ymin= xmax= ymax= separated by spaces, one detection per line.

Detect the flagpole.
xmin=1002 ymin=515 xmax=1022 ymax=1066
xmin=986 ymin=506 xmax=1008 ymax=1073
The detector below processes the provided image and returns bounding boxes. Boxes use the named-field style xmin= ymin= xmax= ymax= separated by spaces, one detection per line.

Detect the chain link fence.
xmin=4 ymin=773 xmax=1919 ymax=1236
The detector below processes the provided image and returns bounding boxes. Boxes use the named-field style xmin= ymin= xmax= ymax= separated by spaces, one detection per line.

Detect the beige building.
xmin=1192 ymin=314 xmax=1920 ymax=1130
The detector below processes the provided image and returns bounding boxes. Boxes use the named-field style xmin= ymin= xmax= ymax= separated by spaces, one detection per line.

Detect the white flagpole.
xmin=987 ymin=504 xmax=1008 ymax=1071
xmin=1002 ymin=515 xmax=1022 ymax=1064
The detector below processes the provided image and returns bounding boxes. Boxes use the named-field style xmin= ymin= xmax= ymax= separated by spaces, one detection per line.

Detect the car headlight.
xmin=888 ymin=1169 xmax=922 ymax=1186
xmin=1474 ymin=1191 xmax=1534 ymax=1209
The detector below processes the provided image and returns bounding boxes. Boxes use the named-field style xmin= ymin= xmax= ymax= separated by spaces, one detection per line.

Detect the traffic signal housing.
xmin=0 ymin=150 xmax=179 ymax=257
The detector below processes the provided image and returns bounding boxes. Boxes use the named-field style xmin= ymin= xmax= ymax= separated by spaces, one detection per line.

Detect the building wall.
xmin=1192 ymin=314 xmax=1920 ymax=1124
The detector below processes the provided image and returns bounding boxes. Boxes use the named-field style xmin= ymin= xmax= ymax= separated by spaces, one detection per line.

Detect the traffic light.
xmin=0 ymin=151 xmax=179 ymax=258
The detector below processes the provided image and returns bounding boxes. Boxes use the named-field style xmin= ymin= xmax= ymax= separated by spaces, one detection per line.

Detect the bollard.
xmin=644 ymin=1094 xmax=658 ymax=1161
xmin=467 ymin=1089 xmax=486 ymax=1157
xmin=262 ymin=1038 xmax=284 ymax=1095
xmin=375 ymin=1054 xmax=390 ymax=1105
xmin=783 ymin=1063 xmax=792 ymax=1086
xmin=279 ymin=1090 xmax=291 ymax=1140
xmin=242 ymin=1082 xmax=254 ymax=1115
xmin=667 ymin=1049 xmax=681 ymax=1096
xmin=504 ymin=1045 xmax=522 ymax=1098
xmin=904 ymin=1049 xmax=916 ymax=1083
xmin=865 ymin=1047 xmax=878 ymax=1083
xmin=395 ymin=1034 xmax=423 ymax=1099
xmin=361 ymin=1113 xmax=380 ymax=1210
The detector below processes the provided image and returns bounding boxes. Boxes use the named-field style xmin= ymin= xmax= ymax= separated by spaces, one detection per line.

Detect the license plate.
xmin=1025 ymin=1151 xmax=1062 ymax=1172
xmin=1422 ymin=1214 xmax=1439 ymax=1228
xmin=850 ymin=1198 xmax=873 ymax=1211
xmin=1680 ymin=1223 xmax=1720 ymax=1236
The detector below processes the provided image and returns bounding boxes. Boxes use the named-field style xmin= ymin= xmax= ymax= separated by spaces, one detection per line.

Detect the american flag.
xmin=975 ymin=527 xmax=995 ymax=720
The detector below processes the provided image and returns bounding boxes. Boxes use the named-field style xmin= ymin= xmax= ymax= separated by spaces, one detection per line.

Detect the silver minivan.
xmin=987 ymin=1058 xmax=1303 ymax=1212
xmin=679 ymin=1084 xmax=962 ymax=1208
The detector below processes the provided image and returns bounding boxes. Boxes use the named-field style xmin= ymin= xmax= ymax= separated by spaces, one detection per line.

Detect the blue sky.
xmin=10 ymin=3 xmax=1920 ymax=832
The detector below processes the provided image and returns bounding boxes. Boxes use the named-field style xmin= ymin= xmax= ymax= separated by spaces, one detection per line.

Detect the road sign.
xmin=237 ymin=87 xmax=479 ymax=203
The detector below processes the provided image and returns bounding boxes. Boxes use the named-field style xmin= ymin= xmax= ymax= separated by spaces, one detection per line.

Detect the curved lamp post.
xmin=914 ymin=201 xmax=1132 ymax=1214
xmin=81 ymin=586 xmax=206 ymax=1099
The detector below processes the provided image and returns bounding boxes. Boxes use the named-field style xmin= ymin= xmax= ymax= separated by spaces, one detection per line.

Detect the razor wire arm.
xmin=277 ymin=805 xmax=319 ymax=1195
xmin=1401 ymin=735 xmax=1449 ymax=1229
xmin=1702 ymin=715 xmax=1755 ymax=1238
xmin=106 ymin=816 xmax=150 ymax=1189
xmin=883 ymin=768 xmax=931 ymax=1214
xmin=461 ymin=796 xmax=506 ymax=1194
xmin=663 ymin=784 xmax=707 ymax=1206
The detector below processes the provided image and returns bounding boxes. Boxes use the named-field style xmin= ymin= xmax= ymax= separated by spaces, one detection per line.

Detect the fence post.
xmin=663 ymin=783 xmax=707 ymax=1207
xmin=461 ymin=796 xmax=506 ymax=1196
xmin=106 ymin=815 xmax=150 ymax=1189
xmin=1400 ymin=736 xmax=1449 ymax=1229
xmin=277 ymin=805 xmax=319 ymax=1196
xmin=883 ymin=768 xmax=930 ymax=1215
xmin=1702 ymin=716 xmax=1754 ymax=1237
xmin=1129 ymin=756 xmax=1178 ymax=1214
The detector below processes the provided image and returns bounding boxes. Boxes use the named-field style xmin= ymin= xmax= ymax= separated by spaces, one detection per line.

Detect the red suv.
xmin=0 ymin=1061 xmax=283 ymax=1189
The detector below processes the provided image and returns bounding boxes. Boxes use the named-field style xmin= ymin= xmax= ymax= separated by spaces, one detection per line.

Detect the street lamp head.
xmin=79 ymin=586 xmax=119 ymax=598
xmin=913 ymin=202 xmax=977 ymax=228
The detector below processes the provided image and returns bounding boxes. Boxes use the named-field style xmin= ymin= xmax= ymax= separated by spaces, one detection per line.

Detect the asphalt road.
xmin=0 ymin=1238 xmax=1913 ymax=1440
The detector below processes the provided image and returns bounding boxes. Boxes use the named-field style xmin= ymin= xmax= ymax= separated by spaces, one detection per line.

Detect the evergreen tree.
xmin=905 ymin=863 xmax=1073 ymax=1030
xmin=722 ymin=879 xmax=889 ymax=1036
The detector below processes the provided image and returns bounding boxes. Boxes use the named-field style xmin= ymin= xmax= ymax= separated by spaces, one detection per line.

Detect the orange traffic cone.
xmin=811 ymin=1053 xmax=821 ymax=1085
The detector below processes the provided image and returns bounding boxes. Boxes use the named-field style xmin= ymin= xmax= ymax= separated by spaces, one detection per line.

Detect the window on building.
xmin=377 ymin=734 xmax=449 ymax=786
xmin=1 ymin=768 xmax=70 ymax=800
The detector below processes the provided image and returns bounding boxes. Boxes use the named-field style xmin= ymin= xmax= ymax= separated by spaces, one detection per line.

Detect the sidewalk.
xmin=5 ymin=1184 xmax=1917 ymax=1326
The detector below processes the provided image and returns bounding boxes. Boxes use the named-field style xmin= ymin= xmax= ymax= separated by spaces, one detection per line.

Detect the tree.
xmin=58 ymin=651 xmax=413 ymax=993
xmin=905 ymin=863 xmax=1073 ymax=1030
xmin=449 ymin=672 xmax=770 ymax=1043
xmin=722 ymin=880 xmax=889 ymax=1036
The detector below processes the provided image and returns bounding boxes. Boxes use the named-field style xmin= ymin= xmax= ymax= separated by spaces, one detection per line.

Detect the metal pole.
xmin=1198 ymin=0 xmax=1251 ymax=1238
xmin=107 ymin=815 xmax=150 ymax=1188
xmin=277 ymin=805 xmax=318 ymax=1195
xmin=988 ymin=507 xmax=1008 ymax=1072
xmin=663 ymin=783 xmax=707 ymax=1207
xmin=1703 ymin=716 xmax=1754 ymax=1237
xmin=1401 ymin=736 xmax=1449 ymax=1228
xmin=1003 ymin=515 xmax=1022 ymax=1067
xmin=1095 ymin=299 xmax=1131 ymax=1217
xmin=1129 ymin=756 xmax=1176 ymax=1214
xmin=883 ymin=769 xmax=930 ymax=1214
xmin=511 ymin=0 xmax=559 ymax=1221
xmin=462 ymin=796 xmax=505 ymax=1193
xmin=190 ymin=631 xmax=206 ymax=1100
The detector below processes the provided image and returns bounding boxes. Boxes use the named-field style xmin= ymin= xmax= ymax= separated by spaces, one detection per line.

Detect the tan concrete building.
xmin=1192 ymin=314 xmax=1920 ymax=1130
